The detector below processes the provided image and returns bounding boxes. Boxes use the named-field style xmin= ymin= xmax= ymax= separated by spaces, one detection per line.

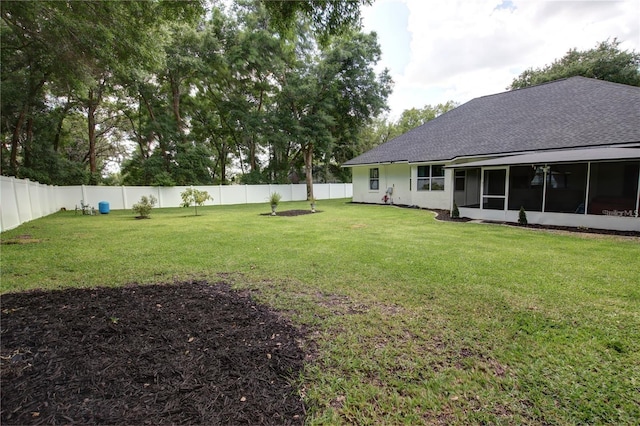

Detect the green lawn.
xmin=2 ymin=199 xmax=639 ymax=424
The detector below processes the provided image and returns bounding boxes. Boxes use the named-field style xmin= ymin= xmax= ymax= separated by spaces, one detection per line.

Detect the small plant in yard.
xmin=132 ymin=195 xmax=157 ymax=219
xmin=180 ymin=188 xmax=212 ymax=216
xmin=518 ymin=206 xmax=528 ymax=225
xmin=269 ymin=192 xmax=281 ymax=216
xmin=451 ymin=201 xmax=460 ymax=219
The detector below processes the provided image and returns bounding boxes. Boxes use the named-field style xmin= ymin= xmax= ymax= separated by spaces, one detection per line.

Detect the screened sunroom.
xmin=450 ymin=148 xmax=640 ymax=231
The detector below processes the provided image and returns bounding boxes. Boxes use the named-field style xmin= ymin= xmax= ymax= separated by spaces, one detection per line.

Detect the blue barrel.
xmin=98 ymin=201 xmax=110 ymax=214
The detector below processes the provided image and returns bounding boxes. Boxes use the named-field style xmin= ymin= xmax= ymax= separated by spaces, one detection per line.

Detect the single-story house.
xmin=343 ymin=77 xmax=640 ymax=231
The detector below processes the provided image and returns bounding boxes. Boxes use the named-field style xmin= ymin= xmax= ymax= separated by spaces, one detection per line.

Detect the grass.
xmin=2 ymin=199 xmax=639 ymax=424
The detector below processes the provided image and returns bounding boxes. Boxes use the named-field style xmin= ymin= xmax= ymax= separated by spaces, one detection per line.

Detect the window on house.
xmin=369 ymin=168 xmax=379 ymax=190
xmin=417 ymin=165 xmax=445 ymax=191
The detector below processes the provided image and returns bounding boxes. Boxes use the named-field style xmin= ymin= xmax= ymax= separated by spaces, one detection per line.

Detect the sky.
xmin=361 ymin=0 xmax=640 ymax=119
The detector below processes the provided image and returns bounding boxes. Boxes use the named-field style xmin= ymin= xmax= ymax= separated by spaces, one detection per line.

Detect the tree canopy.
xmin=509 ymin=39 xmax=640 ymax=90
xmin=1 ymin=0 xmax=390 ymax=194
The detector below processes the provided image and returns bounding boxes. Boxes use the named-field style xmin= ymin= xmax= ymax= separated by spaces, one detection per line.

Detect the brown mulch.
xmin=261 ymin=210 xmax=320 ymax=217
xmin=0 ymin=281 xmax=307 ymax=425
xmin=431 ymin=208 xmax=640 ymax=238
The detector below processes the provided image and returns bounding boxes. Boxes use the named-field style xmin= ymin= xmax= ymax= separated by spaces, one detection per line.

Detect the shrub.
xmin=518 ymin=206 xmax=528 ymax=225
xmin=132 ymin=195 xmax=157 ymax=218
xmin=269 ymin=192 xmax=282 ymax=206
xmin=451 ymin=202 xmax=460 ymax=219
xmin=181 ymin=188 xmax=212 ymax=216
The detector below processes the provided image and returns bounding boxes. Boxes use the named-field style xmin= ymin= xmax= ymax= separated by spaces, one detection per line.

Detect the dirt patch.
xmin=1 ymin=281 xmax=307 ymax=425
xmin=430 ymin=209 xmax=473 ymax=223
xmin=1 ymin=235 xmax=43 ymax=245
xmin=261 ymin=210 xmax=319 ymax=217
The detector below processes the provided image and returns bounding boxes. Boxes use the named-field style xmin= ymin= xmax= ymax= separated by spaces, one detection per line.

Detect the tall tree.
xmin=509 ymin=39 xmax=640 ymax=89
xmin=1 ymin=0 xmax=204 ymax=183
xmin=276 ymin=30 xmax=391 ymax=198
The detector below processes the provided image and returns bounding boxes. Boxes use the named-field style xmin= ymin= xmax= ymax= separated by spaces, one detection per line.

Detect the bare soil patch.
xmin=261 ymin=210 xmax=319 ymax=217
xmin=1 ymin=281 xmax=307 ymax=425
xmin=1 ymin=235 xmax=44 ymax=245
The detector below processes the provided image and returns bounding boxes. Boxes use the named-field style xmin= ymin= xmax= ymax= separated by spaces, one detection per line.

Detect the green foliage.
xmin=451 ymin=202 xmax=460 ymax=219
xmin=518 ymin=206 xmax=528 ymax=225
xmin=1 ymin=0 xmax=203 ymax=183
xmin=261 ymin=0 xmax=373 ymax=44
xmin=509 ymin=39 xmax=640 ymax=89
xmin=1 ymin=1 xmax=389 ymax=188
xmin=269 ymin=192 xmax=282 ymax=206
xmin=180 ymin=187 xmax=212 ymax=216
xmin=132 ymin=195 xmax=157 ymax=218
xmin=239 ymin=170 xmax=269 ymax=185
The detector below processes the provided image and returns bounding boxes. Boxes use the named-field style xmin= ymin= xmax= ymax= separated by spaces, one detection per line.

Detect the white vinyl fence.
xmin=0 ymin=175 xmax=353 ymax=232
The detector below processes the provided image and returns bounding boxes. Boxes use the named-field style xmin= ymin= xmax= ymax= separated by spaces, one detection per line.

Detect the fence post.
xmin=12 ymin=177 xmax=21 ymax=226
xmin=121 ymin=186 xmax=127 ymax=210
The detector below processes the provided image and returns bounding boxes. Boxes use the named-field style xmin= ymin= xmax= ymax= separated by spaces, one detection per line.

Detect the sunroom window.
xmin=417 ymin=165 xmax=445 ymax=191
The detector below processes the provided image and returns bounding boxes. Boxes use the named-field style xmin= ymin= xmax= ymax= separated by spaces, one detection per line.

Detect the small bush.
xmin=518 ymin=206 xmax=528 ymax=225
xmin=181 ymin=188 xmax=212 ymax=216
xmin=451 ymin=202 xmax=460 ymax=219
xmin=269 ymin=192 xmax=282 ymax=206
xmin=132 ymin=195 xmax=157 ymax=218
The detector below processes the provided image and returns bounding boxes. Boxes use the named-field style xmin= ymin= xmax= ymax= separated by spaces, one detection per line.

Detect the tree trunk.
xmin=24 ymin=114 xmax=34 ymax=168
xmin=170 ymin=74 xmax=183 ymax=135
xmin=88 ymin=88 xmax=97 ymax=174
xmin=304 ymin=142 xmax=314 ymax=200
xmin=9 ymin=106 xmax=27 ymax=174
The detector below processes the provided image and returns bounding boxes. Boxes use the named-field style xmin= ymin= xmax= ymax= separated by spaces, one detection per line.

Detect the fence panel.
xmin=1 ymin=177 xmax=59 ymax=232
xmin=1 ymin=176 xmax=21 ymax=232
xmin=84 ymin=186 xmax=127 ymax=210
xmin=29 ymin=181 xmax=42 ymax=219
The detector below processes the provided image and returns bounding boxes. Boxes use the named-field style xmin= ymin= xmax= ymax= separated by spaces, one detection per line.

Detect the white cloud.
xmin=363 ymin=0 xmax=640 ymax=118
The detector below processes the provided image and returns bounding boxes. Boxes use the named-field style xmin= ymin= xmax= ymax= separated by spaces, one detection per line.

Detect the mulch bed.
xmin=1 ymin=281 xmax=307 ymax=425
xmin=431 ymin=208 xmax=640 ymax=237
xmin=260 ymin=210 xmax=320 ymax=217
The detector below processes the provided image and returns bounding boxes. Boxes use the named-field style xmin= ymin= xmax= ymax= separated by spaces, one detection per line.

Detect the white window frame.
xmin=417 ymin=165 xmax=445 ymax=191
xmin=369 ymin=167 xmax=379 ymax=191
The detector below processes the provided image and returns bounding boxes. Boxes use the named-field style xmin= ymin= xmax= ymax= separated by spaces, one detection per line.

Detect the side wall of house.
xmin=351 ymin=164 xmax=452 ymax=209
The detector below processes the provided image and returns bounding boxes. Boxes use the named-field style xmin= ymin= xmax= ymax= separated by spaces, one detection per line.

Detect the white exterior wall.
xmin=351 ymin=164 xmax=452 ymax=209
xmin=410 ymin=166 xmax=452 ymax=210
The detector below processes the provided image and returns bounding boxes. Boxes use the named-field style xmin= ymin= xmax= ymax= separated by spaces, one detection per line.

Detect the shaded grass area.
xmin=2 ymin=199 xmax=639 ymax=424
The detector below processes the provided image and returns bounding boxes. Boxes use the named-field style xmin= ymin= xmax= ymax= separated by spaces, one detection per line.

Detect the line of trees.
xmin=1 ymin=0 xmax=389 ymax=199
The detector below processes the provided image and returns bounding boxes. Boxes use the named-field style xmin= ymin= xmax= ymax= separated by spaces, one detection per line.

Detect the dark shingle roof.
xmin=344 ymin=77 xmax=640 ymax=166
